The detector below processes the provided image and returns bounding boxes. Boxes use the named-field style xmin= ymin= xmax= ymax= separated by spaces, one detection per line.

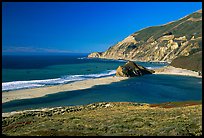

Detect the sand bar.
xmin=2 ymin=76 xmax=128 ymax=104
xmin=154 ymin=65 xmax=202 ymax=78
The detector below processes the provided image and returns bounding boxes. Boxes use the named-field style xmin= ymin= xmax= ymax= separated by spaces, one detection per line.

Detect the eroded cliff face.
xmin=88 ymin=10 xmax=202 ymax=63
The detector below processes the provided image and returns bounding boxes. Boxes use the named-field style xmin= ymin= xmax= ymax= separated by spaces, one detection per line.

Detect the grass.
xmin=132 ymin=10 xmax=202 ymax=42
xmin=2 ymin=101 xmax=202 ymax=136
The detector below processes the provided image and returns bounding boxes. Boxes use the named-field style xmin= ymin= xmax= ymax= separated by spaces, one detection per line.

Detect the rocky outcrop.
xmin=116 ymin=61 xmax=154 ymax=77
xmin=88 ymin=52 xmax=103 ymax=58
xmin=88 ymin=9 xmax=202 ymax=63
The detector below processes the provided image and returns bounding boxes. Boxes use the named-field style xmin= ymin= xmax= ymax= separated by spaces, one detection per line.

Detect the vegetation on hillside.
xmin=170 ymin=51 xmax=202 ymax=72
xmin=132 ymin=10 xmax=202 ymax=41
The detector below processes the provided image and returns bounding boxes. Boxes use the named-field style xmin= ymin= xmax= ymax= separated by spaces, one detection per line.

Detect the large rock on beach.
xmin=116 ymin=61 xmax=154 ymax=77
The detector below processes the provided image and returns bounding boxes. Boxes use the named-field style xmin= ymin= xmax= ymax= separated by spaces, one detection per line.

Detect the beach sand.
xmin=154 ymin=65 xmax=202 ymax=78
xmin=2 ymin=76 xmax=128 ymax=104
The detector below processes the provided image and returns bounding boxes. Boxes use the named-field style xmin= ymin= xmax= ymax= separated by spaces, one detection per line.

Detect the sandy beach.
xmin=154 ymin=66 xmax=202 ymax=78
xmin=2 ymin=76 xmax=128 ymax=104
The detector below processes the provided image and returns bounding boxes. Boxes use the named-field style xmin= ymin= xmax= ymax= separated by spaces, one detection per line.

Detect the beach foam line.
xmin=2 ymin=76 xmax=128 ymax=103
xmin=2 ymin=70 xmax=116 ymax=92
xmin=146 ymin=66 xmax=163 ymax=70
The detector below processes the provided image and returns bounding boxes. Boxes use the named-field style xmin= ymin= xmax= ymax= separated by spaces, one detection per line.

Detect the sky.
xmin=2 ymin=2 xmax=202 ymax=55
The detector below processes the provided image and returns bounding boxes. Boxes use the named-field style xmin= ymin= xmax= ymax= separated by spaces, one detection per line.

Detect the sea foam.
xmin=2 ymin=70 xmax=116 ymax=92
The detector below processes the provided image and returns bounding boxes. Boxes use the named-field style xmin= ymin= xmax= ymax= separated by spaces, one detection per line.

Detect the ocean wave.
xmin=2 ymin=70 xmax=116 ymax=92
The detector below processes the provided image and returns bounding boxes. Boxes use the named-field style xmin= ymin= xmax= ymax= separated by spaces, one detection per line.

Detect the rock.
xmin=88 ymin=52 xmax=103 ymax=58
xmin=116 ymin=61 xmax=155 ymax=77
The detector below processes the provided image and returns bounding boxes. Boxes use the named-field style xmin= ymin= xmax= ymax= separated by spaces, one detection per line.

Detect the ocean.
xmin=2 ymin=54 xmax=202 ymax=112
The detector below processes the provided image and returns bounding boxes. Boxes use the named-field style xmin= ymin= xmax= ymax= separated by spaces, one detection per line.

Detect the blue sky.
xmin=2 ymin=2 xmax=202 ymax=55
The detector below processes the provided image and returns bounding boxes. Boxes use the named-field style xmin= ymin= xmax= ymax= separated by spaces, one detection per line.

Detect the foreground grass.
xmin=2 ymin=101 xmax=202 ymax=136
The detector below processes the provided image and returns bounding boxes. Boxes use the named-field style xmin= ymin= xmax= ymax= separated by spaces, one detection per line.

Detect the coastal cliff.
xmin=88 ymin=10 xmax=202 ymax=65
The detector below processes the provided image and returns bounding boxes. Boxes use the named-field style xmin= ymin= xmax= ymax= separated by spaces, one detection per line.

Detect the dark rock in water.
xmin=116 ymin=61 xmax=155 ymax=77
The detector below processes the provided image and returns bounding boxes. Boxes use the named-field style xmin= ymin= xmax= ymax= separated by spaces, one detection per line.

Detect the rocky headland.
xmin=88 ymin=9 xmax=202 ymax=73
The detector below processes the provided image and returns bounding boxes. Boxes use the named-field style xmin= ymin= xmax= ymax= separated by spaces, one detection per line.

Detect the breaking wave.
xmin=2 ymin=70 xmax=116 ymax=91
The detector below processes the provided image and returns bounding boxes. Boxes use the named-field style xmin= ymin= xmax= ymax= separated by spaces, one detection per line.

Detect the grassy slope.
xmin=170 ymin=51 xmax=202 ymax=72
xmin=131 ymin=10 xmax=202 ymax=42
xmin=2 ymin=101 xmax=202 ymax=136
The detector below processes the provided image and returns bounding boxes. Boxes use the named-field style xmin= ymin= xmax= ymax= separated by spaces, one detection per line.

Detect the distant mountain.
xmin=88 ymin=9 xmax=202 ymax=71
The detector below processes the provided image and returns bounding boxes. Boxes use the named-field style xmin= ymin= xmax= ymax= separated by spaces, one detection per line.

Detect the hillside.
xmin=170 ymin=51 xmax=202 ymax=72
xmin=88 ymin=10 xmax=202 ymax=65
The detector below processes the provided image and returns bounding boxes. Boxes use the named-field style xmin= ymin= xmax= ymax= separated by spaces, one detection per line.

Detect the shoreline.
xmin=153 ymin=65 xmax=202 ymax=78
xmin=2 ymin=66 xmax=201 ymax=104
xmin=2 ymin=76 xmax=128 ymax=104
xmin=89 ymin=57 xmax=171 ymax=64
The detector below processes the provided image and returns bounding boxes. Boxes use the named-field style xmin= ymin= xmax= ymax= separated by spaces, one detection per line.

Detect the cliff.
xmin=88 ymin=10 xmax=202 ymax=64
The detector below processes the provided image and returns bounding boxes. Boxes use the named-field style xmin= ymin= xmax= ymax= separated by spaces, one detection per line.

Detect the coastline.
xmin=89 ymin=57 xmax=171 ymax=64
xmin=2 ymin=76 xmax=128 ymax=104
xmin=2 ymin=65 xmax=202 ymax=104
xmin=2 ymin=65 xmax=202 ymax=120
